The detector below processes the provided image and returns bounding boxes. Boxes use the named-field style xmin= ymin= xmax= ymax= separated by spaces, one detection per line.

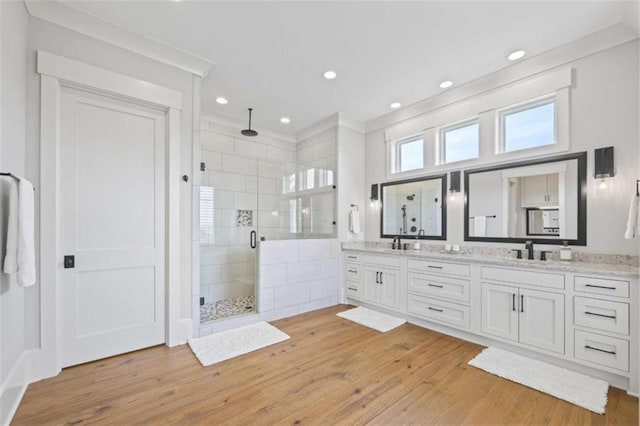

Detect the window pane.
xmin=504 ymin=102 xmax=555 ymax=152
xmin=444 ymin=123 xmax=479 ymax=163
xmin=399 ymin=139 xmax=423 ymax=172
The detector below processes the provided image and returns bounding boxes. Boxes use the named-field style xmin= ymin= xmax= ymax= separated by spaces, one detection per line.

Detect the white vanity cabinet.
xmin=481 ymin=282 xmax=564 ymax=353
xmin=343 ymin=253 xmax=361 ymax=299
xmin=406 ymin=259 xmax=472 ymax=330
xmin=343 ymin=252 xmax=401 ymax=310
xmin=571 ymin=275 xmax=634 ymax=374
xmin=342 ymin=248 xmax=638 ymax=393
xmin=363 ymin=266 xmax=401 ymax=310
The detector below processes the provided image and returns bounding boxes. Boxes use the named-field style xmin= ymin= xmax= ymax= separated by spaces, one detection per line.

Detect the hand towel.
xmin=349 ymin=210 xmax=360 ymax=234
xmin=624 ymin=193 xmax=639 ymax=240
xmin=17 ymin=178 xmax=36 ymax=286
xmin=3 ymin=180 xmax=19 ymax=273
xmin=473 ymin=216 xmax=487 ymax=237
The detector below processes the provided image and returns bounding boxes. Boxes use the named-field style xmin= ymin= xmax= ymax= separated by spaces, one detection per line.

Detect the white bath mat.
xmin=188 ymin=321 xmax=289 ymax=367
xmin=337 ymin=306 xmax=406 ymax=332
xmin=469 ymin=347 xmax=609 ymax=414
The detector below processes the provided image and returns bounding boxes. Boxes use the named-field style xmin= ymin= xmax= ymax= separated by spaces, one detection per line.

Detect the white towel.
xmin=17 ymin=178 xmax=36 ymax=286
xmin=349 ymin=209 xmax=360 ymax=234
xmin=473 ymin=216 xmax=487 ymax=237
xmin=3 ymin=180 xmax=19 ymax=273
xmin=2 ymin=177 xmax=36 ymax=286
xmin=624 ymin=193 xmax=639 ymax=240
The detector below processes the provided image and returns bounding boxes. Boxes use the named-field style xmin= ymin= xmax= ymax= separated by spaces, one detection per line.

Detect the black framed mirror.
xmin=380 ymin=173 xmax=447 ymax=240
xmin=464 ymin=152 xmax=587 ymax=245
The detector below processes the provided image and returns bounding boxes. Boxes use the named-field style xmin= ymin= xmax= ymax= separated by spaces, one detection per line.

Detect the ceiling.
xmin=61 ymin=1 xmax=634 ymax=135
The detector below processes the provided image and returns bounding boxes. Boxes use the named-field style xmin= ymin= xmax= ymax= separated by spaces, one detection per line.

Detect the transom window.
xmin=440 ymin=120 xmax=479 ymax=164
xmin=396 ymin=137 xmax=424 ymax=173
xmin=499 ymin=97 xmax=555 ymax=153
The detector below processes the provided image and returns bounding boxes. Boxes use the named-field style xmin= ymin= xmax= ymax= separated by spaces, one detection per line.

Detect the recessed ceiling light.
xmin=280 ymin=117 xmax=291 ymax=124
xmin=215 ymin=97 xmax=228 ymax=105
xmin=439 ymin=80 xmax=453 ymax=89
xmin=323 ymin=70 xmax=337 ymax=80
xmin=508 ymin=50 xmax=526 ymax=61
xmin=390 ymin=102 xmax=401 ymax=109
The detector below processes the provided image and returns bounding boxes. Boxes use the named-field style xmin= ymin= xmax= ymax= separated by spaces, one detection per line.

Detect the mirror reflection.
xmin=465 ymin=152 xmax=586 ymax=245
xmin=381 ymin=174 xmax=447 ymax=239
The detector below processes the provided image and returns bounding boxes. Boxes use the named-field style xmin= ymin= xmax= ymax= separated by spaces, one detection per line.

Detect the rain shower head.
xmin=241 ymin=108 xmax=258 ymax=137
xmin=406 ymin=194 xmax=415 ymax=201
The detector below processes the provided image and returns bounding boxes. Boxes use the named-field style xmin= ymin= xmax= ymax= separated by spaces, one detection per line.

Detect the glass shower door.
xmin=199 ymin=151 xmax=258 ymax=323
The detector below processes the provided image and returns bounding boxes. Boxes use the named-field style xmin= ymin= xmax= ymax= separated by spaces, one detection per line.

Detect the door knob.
xmin=64 ymin=255 xmax=75 ymax=269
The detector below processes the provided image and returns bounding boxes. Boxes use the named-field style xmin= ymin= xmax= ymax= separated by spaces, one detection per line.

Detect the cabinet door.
xmin=362 ymin=267 xmax=381 ymax=304
xmin=378 ymin=269 xmax=400 ymax=310
xmin=519 ymin=288 xmax=564 ymax=354
xmin=481 ymin=283 xmax=519 ymax=342
xmin=522 ymin=175 xmax=549 ymax=206
xmin=546 ymin=174 xmax=559 ymax=204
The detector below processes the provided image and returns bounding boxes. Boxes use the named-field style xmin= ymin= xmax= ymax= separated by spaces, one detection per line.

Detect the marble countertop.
xmin=342 ymin=242 xmax=640 ymax=278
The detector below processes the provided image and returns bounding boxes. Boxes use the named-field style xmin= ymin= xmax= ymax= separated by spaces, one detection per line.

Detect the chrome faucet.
xmin=525 ymin=240 xmax=534 ymax=260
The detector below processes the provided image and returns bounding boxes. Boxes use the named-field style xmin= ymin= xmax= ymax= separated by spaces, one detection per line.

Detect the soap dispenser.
xmin=413 ymin=236 xmax=421 ymax=251
xmin=560 ymin=241 xmax=572 ymax=261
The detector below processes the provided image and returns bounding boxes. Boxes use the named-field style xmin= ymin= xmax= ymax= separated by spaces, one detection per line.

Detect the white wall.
xmin=23 ymin=17 xmax=196 ymax=349
xmin=365 ymin=40 xmax=640 ymax=256
xmin=337 ymin=125 xmax=366 ymax=242
xmin=258 ymin=239 xmax=339 ymax=321
xmin=0 ymin=1 xmax=30 ymax=422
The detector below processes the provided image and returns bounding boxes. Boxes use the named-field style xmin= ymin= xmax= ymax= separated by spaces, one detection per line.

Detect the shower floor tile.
xmin=200 ymin=295 xmax=256 ymax=323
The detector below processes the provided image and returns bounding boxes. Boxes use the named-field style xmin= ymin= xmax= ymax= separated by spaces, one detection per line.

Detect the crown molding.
xmin=24 ymin=0 xmax=215 ymax=77
xmin=366 ymin=23 xmax=639 ymax=134
xmin=295 ymin=112 xmax=365 ymax=141
xmin=201 ymin=112 xmax=297 ymax=144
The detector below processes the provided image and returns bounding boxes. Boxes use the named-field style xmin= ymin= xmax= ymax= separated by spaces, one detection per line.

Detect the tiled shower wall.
xmin=199 ymin=120 xmax=297 ymax=304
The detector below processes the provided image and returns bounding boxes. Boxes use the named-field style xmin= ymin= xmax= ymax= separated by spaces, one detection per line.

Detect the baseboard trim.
xmin=0 ymin=352 xmax=28 ymax=426
xmin=167 ymin=318 xmax=193 ymax=347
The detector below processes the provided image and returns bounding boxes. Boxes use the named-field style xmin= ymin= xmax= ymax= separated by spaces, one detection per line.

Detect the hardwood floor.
xmin=13 ymin=305 xmax=638 ymax=425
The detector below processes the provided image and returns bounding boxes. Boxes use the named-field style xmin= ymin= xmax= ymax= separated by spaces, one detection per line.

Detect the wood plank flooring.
xmin=13 ymin=305 xmax=638 ymax=425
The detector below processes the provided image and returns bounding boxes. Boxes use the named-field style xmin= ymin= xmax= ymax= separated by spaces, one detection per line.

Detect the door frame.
xmin=33 ymin=50 xmax=183 ymax=379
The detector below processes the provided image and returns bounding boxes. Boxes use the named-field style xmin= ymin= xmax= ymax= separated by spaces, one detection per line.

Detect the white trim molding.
xmin=295 ymin=112 xmax=365 ymax=142
xmin=0 ymin=353 xmax=28 ymax=426
xmin=25 ymin=0 xmax=214 ymax=77
xmin=32 ymin=50 xmax=184 ymax=380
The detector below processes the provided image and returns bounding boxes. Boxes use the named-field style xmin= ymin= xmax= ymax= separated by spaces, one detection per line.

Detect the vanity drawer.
xmin=343 ymin=253 xmax=361 ymax=263
xmin=481 ymin=267 xmax=564 ymax=290
xmin=345 ymin=281 xmax=359 ymax=298
xmin=363 ymin=255 xmax=401 ymax=269
xmin=574 ymin=330 xmax=629 ymax=372
xmin=344 ymin=264 xmax=361 ymax=281
xmin=407 ymin=294 xmax=470 ymax=330
xmin=407 ymin=272 xmax=470 ymax=303
xmin=574 ymin=276 xmax=629 ymax=298
xmin=574 ymin=297 xmax=629 ymax=335
xmin=407 ymin=259 xmax=470 ymax=277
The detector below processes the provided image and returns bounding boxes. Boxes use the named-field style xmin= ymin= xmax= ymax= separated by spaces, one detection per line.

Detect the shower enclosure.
xmin=198 ymin=141 xmax=336 ymax=325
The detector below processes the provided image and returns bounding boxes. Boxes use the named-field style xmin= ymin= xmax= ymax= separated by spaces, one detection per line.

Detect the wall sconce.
xmin=594 ymin=146 xmax=614 ymax=190
xmin=449 ymin=171 xmax=461 ymax=200
xmin=370 ymin=183 xmax=380 ymax=208
xmin=370 ymin=183 xmax=379 ymax=201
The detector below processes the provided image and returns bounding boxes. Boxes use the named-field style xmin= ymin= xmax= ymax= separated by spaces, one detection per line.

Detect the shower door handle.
xmin=250 ymin=230 xmax=256 ymax=249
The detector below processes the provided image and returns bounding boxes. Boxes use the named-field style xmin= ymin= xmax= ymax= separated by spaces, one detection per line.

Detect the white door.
xmin=59 ymin=87 xmax=166 ymax=367
xmin=481 ymin=283 xmax=519 ymax=342
xmin=362 ymin=267 xmax=380 ymax=304
xmin=519 ymin=288 xmax=564 ymax=354
xmin=379 ymin=268 xmax=400 ymax=310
